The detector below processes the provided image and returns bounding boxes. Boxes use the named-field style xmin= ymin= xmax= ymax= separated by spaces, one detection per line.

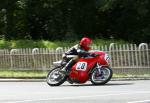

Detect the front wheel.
xmin=46 ymin=66 xmax=67 ymax=86
xmin=90 ymin=67 xmax=113 ymax=85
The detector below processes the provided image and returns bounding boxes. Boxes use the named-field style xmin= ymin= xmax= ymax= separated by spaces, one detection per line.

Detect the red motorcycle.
xmin=46 ymin=51 xmax=113 ymax=86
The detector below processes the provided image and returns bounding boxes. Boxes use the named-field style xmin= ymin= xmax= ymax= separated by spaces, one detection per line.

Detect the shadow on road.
xmin=62 ymin=82 xmax=134 ymax=87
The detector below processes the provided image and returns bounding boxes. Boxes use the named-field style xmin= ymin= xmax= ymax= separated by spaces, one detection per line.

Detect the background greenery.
xmin=0 ymin=39 xmax=126 ymax=49
xmin=0 ymin=0 xmax=150 ymax=43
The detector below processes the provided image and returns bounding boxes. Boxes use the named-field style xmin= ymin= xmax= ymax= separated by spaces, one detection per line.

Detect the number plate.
xmin=76 ymin=62 xmax=87 ymax=71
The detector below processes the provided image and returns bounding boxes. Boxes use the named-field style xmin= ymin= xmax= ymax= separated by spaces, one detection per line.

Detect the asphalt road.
xmin=0 ymin=80 xmax=150 ymax=103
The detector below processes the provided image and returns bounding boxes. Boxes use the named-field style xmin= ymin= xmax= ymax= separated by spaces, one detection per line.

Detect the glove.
xmin=62 ymin=54 xmax=67 ymax=59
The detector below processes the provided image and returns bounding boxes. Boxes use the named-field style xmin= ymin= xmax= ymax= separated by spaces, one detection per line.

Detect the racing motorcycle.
xmin=46 ymin=51 xmax=113 ymax=86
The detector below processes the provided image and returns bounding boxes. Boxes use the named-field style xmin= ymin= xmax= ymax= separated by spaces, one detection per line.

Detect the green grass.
xmin=113 ymin=73 xmax=150 ymax=78
xmin=0 ymin=39 xmax=127 ymax=49
xmin=0 ymin=70 xmax=47 ymax=78
xmin=0 ymin=70 xmax=149 ymax=78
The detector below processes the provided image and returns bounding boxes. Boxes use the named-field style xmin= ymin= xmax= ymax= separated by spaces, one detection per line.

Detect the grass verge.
xmin=0 ymin=70 xmax=47 ymax=79
xmin=0 ymin=70 xmax=150 ymax=79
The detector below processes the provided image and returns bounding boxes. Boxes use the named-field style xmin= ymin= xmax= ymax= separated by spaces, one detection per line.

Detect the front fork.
xmin=96 ymin=63 xmax=102 ymax=75
xmin=89 ymin=63 xmax=102 ymax=76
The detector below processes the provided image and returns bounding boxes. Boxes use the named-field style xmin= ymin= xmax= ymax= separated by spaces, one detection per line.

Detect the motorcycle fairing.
xmin=69 ymin=57 xmax=98 ymax=83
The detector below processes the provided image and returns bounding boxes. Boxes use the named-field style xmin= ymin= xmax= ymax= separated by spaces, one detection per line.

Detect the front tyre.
xmin=46 ymin=66 xmax=67 ymax=86
xmin=90 ymin=67 xmax=113 ymax=85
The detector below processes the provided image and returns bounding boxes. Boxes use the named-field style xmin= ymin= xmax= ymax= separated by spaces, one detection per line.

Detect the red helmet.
xmin=80 ymin=37 xmax=92 ymax=51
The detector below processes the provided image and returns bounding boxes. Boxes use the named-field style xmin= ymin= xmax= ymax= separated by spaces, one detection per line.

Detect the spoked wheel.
xmin=46 ymin=66 xmax=67 ymax=86
xmin=90 ymin=67 xmax=113 ymax=85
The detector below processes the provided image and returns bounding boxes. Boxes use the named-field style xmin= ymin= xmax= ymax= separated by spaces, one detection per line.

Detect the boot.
xmin=60 ymin=59 xmax=75 ymax=75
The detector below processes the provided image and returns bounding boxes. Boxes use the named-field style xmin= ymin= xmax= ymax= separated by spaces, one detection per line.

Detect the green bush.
xmin=0 ymin=39 xmax=127 ymax=49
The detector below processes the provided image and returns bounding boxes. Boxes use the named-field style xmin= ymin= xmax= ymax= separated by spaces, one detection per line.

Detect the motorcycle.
xmin=46 ymin=51 xmax=113 ymax=86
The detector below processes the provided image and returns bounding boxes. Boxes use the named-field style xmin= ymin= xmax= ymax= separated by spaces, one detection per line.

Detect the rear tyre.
xmin=90 ymin=67 xmax=113 ymax=85
xmin=46 ymin=66 xmax=67 ymax=86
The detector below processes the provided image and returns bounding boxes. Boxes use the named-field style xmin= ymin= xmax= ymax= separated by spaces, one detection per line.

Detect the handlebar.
xmin=90 ymin=53 xmax=100 ymax=57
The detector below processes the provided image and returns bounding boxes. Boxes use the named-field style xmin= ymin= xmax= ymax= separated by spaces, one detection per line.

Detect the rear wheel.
xmin=90 ymin=67 xmax=113 ymax=85
xmin=46 ymin=66 xmax=67 ymax=86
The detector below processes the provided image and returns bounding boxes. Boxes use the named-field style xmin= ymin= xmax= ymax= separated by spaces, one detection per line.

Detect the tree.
xmin=0 ymin=0 xmax=150 ymax=42
xmin=96 ymin=0 xmax=150 ymax=42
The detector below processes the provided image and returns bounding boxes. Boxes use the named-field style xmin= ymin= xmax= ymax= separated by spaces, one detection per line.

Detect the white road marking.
xmin=3 ymin=91 xmax=150 ymax=103
xmin=128 ymin=100 xmax=150 ymax=103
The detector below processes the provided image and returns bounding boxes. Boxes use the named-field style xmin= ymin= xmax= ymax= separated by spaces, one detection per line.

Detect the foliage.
xmin=0 ymin=39 xmax=127 ymax=49
xmin=0 ymin=0 xmax=150 ymax=43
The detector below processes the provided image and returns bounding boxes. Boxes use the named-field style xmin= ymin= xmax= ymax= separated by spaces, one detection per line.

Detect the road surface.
xmin=0 ymin=80 xmax=150 ymax=103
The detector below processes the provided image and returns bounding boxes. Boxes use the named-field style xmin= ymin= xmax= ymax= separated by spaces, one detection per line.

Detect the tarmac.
xmin=0 ymin=77 xmax=150 ymax=82
xmin=0 ymin=80 xmax=150 ymax=103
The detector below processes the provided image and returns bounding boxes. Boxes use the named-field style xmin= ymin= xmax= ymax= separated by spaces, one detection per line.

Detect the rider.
xmin=60 ymin=37 xmax=93 ymax=75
